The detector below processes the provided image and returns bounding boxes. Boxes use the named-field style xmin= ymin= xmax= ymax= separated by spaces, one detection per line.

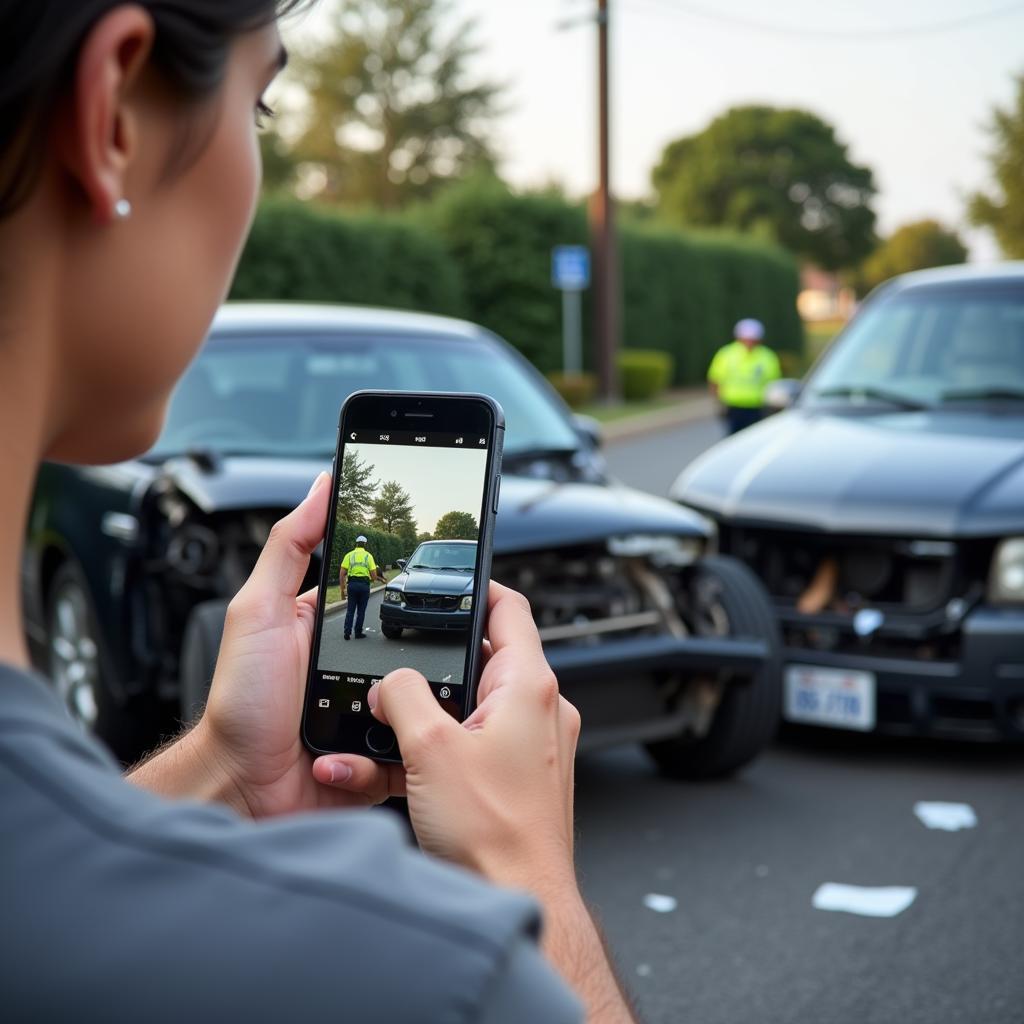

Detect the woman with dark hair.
xmin=0 ymin=4 xmax=633 ymax=1021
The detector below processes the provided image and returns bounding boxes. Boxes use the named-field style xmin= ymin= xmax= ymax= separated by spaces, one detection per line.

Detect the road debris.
xmin=812 ymin=883 xmax=917 ymax=918
xmin=913 ymin=802 xmax=978 ymax=831
xmin=642 ymin=893 xmax=678 ymax=913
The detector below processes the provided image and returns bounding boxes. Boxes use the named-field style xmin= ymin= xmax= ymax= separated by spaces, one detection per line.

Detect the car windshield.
xmin=149 ymin=329 xmax=581 ymax=459
xmin=805 ymin=283 xmax=1024 ymax=409
xmin=408 ymin=543 xmax=476 ymax=571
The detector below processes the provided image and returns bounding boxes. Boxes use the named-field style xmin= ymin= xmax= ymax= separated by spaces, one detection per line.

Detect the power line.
xmin=621 ymin=0 xmax=1024 ymax=41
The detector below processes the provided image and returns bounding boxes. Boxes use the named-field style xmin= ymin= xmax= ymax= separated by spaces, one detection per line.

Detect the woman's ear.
xmin=55 ymin=5 xmax=155 ymax=224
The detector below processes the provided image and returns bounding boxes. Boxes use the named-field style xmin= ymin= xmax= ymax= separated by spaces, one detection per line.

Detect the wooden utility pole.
xmin=591 ymin=0 xmax=619 ymax=401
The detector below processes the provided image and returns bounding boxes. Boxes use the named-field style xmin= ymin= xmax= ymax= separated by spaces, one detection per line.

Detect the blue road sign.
xmin=552 ymin=245 xmax=591 ymax=291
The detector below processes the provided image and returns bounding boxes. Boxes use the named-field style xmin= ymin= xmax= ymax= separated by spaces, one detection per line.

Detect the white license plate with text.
xmin=784 ymin=665 xmax=876 ymax=731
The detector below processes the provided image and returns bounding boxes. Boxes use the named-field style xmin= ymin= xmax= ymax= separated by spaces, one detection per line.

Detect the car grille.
xmin=719 ymin=526 xmax=964 ymax=611
xmin=404 ymin=593 xmax=461 ymax=612
xmin=717 ymin=525 xmax=995 ymax=659
xmin=493 ymin=545 xmax=680 ymax=645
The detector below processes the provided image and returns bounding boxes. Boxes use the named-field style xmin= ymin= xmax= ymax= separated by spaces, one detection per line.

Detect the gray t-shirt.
xmin=0 ymin=665 xmax=582 ymax=1023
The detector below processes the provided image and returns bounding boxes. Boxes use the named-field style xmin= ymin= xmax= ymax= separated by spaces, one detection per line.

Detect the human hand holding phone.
xmin=315 ymin=582 xmax=635 ymax=1023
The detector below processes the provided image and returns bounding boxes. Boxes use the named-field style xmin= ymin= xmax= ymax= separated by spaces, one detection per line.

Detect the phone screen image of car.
xmin=310 ymin=434 xmax=489 ymax=725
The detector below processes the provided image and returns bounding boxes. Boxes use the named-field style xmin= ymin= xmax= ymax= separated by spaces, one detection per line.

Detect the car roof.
xmin=211 ymin=302 xmax=489 ymax=342
xmin=882 ymin=261 xmax=1024 ymax=296
xmin=418 ymin=539 xmax=476 ymax=544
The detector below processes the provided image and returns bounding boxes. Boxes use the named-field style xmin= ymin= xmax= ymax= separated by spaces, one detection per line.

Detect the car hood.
xmin=393 ymin=569 xmax=473 ymax=595
xmin=150 ymin=455 xmax=711 ymax=552
xmin=670 ymin=408 xmax=1024 ymax=537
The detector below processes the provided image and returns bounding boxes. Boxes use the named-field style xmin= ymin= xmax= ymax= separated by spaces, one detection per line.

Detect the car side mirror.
xmin=396 ymin=559 xmax=407 ymax=570
xmin=572 ymin=413 xmax=603 ymax=449
xmin=764 ymin=378 xmax=802 ymax=413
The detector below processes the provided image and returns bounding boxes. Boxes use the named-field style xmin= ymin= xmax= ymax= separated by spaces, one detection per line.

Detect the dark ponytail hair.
xmin=0 ymin=1 xmax=311 ymax=219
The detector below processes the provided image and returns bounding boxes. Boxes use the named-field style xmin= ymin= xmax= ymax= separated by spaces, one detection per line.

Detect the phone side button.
xmin=492 ymin=475 xmax=501 ymax=514
xmin=365 ymin=724 xmax=396 ymax=755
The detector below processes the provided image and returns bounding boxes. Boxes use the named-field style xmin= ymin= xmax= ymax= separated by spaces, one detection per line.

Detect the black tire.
xmin=46 ymin=559 xmax=164 ymax=762
xmin=645 ymin=555 xmax=781 ymax=780
xmin=381 ymin=624 xmax=403 ymax=640
xmin=179 ymin=599 xmax=229 ymax=725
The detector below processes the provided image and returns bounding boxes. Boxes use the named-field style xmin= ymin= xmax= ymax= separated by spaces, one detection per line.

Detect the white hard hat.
xmin=356 ymin=535 xmax=367 ymax=543
xmin=734 ymin=318 xmax=765 ymax=341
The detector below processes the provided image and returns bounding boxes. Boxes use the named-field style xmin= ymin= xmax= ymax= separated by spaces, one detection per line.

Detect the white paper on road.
xmin=812 ymin=883 xmax=917 ymax=918
xmin=642 ymin=893 xmax=678 ymax=913
xmin=913 ymin=801 xmax=978 ymax=831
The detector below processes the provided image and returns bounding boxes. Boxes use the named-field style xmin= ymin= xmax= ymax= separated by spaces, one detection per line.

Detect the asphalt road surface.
xmin=319 ymin=590 xmax=466 ymax=683
xmin=604 ymin=415 xmax=725 ymax=498
xmin=570 ymin=416 xmax=1024 ymax=1023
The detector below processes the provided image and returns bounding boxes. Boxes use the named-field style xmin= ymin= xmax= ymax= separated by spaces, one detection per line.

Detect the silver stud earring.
xmin=113 ymin=198 xmax=132 ymax=220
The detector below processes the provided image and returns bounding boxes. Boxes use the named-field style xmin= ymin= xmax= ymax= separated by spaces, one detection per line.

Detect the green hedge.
xmin=231 ymin=198 xmax=465 ymax=316
xmin=546 ymin=372 xmax=599 ymax=408
xmin=619 ymin=222 xmax=803 ymax=386
xmin=232 ymin=184 xmax=803 ymax=389
xmin=618 ymin=349 xmax=675 ymax=400
xmin=328 ymin=520 xmax=413 ymax=582
xmin=420 ymin=177 xmax=588 ymax=373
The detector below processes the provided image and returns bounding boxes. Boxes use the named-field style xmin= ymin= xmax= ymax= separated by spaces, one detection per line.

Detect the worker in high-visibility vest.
xmin=707 ymin=318 xmax=782 ymax=434
xmin=339 ymin=535 xmax=385 ymax=640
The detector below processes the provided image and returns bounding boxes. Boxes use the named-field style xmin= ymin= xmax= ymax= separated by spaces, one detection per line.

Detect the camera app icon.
xmin=318 ymin=699 xmax=330 ymax=709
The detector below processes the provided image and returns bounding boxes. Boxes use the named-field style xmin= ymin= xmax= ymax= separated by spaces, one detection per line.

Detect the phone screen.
xmin=303 ymin=393 xmax=500 ymax=757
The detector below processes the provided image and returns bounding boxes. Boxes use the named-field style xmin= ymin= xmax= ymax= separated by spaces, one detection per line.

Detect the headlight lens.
xmin=989 ymin=538 xmax=1024 ymax=604
xmin=460 ymin=595 xmax=473 ymax=611
xmin=384 ymin=590 xmax=403 ymax=604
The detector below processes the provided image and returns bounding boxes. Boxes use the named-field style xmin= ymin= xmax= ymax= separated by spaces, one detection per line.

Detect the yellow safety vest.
xmin=707 ymin=341 xmax=782 ymax=409
xmin=342 ymin=547 xmax=375 ymax=579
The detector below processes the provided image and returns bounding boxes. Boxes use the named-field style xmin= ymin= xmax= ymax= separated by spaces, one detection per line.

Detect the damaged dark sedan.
xmin=672 ymin=263 xmax=1024 ymax=742
xmin=24 ymin=303 xmax=780 ymax=776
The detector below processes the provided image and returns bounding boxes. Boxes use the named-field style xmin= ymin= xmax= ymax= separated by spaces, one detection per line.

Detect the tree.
xmin=337 ymin=450 xmax=378 ymax=523
xmin=290 ymin=0 xmax=503 ymax=208
xmin=433 ymin=510 xmax=478 ymax=540
xmin=652 ymin=105 xmax=877 ymax=271
xmin=857 ymin=219 xmax=967 ymax=294
xmin=371 ymin=480 xmax=417 ymax=536
xmin=416 ymin=531 xmax=433 ymax=544
xmin=968 ymin=73 xmax=1024 ymax=258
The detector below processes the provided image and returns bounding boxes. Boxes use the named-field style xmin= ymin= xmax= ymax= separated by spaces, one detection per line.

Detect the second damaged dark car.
xmin=672 ymin=263 xmax=1024 ymax=742
xmin=24 ymin=303 xmax=780 ymax=777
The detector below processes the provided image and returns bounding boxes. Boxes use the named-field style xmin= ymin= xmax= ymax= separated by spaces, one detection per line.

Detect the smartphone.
xmin=302 ymin=391 xmax=504 ymax=762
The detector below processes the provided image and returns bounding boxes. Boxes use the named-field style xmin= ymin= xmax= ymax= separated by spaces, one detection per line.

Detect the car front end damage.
xmin=493 ymin=533 xmax=774 ymax=755
xmin=714 ymin=522 xmax=1024 ymax=739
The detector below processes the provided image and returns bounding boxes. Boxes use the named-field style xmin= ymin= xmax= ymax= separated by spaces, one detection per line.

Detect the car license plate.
xmin=784 ymin=665 xmax=876 ymax=731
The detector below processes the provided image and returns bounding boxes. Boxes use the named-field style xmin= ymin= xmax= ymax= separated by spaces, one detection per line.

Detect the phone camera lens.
xmin=390 ymin=409 xmax=397 ymax=418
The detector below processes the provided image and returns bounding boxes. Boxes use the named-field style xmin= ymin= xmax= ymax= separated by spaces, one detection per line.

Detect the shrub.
xmin=547 ymin=372 xmax=598 ymax=408
xmin=618 ymin=350 xmax=675 ymax=401
xmin=231 ymin=197 xmax=465 ymax=316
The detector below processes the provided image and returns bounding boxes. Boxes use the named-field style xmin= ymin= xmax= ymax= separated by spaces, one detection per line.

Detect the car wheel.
xmin=48 ymin=560 xmax=170 ymax=762
xmin=381 ymin=625 xmax=403 ymax=640
xmin=48 ymin=560 xmax=110 ymax=733
xmin=179 ymin=599 xmax=229 ymax=724
xmin=645 ymin=555 xmax=781 ymax=780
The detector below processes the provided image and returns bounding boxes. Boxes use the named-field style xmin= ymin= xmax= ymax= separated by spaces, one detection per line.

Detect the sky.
xmin=343 ymin=441 xmax=487 ymax=534
xmin=284 ymin=0 xmax=1024 ymax=261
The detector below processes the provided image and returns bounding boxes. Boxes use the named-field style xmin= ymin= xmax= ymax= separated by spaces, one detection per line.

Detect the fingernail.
xmin=329 ymin=763 xmax=352 ymax=784
xmin=306 ymin=472 xmax=327 ymax=499
xmin=367 ymin=682 xmax=379 ymax=712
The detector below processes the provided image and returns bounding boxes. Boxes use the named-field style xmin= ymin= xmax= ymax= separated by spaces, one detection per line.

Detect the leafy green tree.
xmin=416 ymin=531 xmax=433 ymax=544
xmin=371 ymin=480 xmax=416 ymax=535
xmin=968 ymin=73 xmax=1024 ymax=258
xmin=652 ymin=105 xmax=877 ymax=271
xmin=337 ymin=449 xmax=378 ymax=523
xmin=290 ymin=0 xmax=503 ymax=208
xmin=433 ymin=510 xmax=478 ymax=540
xmin=857 ymin=219 xmax=967 ymax=294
